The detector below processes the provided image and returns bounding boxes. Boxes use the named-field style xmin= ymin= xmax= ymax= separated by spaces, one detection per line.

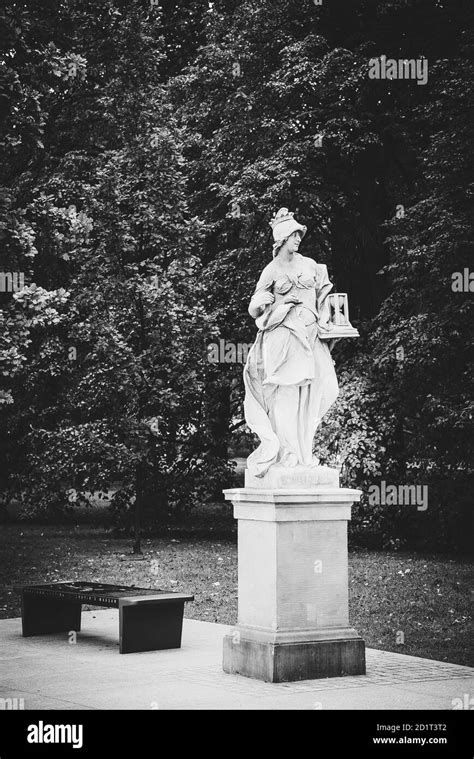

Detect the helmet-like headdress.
xmin=269 ymin=208 xmax=307 ymax=257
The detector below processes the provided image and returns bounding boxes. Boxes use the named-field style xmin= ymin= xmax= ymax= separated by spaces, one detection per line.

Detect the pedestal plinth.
xmin=222 ymin=484 xmax=366 ymax=683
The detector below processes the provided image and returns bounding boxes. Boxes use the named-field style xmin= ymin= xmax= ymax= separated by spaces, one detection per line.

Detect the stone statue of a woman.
xmin=244 ymin=208 xmax=339 ymax=482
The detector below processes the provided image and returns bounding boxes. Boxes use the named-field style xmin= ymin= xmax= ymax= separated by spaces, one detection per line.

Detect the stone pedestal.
xmin=244 ymin=464 xmax=339 ymax=490
xmin=222 ymin=484 xmax=366 ymax=682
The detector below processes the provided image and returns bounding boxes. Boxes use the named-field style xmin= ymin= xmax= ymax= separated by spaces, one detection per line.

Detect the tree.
xmin=1 ymin=0 xmax=472 ymax=550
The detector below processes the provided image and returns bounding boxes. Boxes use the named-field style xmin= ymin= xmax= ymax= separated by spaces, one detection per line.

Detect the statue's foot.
xmin=281 ymin=452 xmax=298 ymax=468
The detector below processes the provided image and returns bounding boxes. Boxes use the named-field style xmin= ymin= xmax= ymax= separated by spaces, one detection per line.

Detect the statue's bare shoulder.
xmin=252 ymin=260 xmax=277 ymax=293
xmin=260 ymin=260 xmax=277 ymax=277
xmin=296 ymin=253 xmax=318 ymax=273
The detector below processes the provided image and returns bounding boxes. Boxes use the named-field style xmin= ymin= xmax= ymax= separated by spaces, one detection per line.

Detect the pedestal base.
xmin=244 ymin=465 xmax=339 ymax=490
xmin=223 ymin=628 xmax=366 ymax=683
xmin=223 ymin=485 xmax=365 ymax=683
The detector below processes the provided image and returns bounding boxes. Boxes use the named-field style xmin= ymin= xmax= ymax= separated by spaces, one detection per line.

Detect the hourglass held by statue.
xmin=319 ymin=293 xmax=360 ymax=340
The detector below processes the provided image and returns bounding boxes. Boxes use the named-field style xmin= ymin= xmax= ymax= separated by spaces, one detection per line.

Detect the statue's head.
xmin=269 ymin=208 xmax=307 ymax=258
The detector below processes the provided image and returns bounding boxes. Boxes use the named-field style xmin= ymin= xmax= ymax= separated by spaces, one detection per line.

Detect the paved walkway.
xmin=0 ymin=612 xmax=472 ymax=710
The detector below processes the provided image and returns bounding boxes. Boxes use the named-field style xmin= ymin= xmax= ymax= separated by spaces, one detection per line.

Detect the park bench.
xmin=18 ymin=581 xmax=193 ymax=654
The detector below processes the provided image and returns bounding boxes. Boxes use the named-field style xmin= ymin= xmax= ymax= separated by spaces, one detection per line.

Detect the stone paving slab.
xmin=0 ymin=611 xmax=472 ymax=710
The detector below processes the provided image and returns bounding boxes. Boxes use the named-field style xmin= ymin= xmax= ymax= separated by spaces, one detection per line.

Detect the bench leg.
xmin=21 ymin=594 xmax=82 ymax=637
xmin=119 ymin=602 xmax=185 ymax=654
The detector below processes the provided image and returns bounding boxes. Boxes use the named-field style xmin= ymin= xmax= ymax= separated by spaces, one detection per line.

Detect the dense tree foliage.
xmin=1 ymin=0 xmax=472 ymax=550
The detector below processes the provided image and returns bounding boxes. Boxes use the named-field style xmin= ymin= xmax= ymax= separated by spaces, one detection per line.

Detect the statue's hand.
xmin=284 ymin=294 xmax=302 ymax=304
xmin=252 ymin=291 xmax=275 ymax=309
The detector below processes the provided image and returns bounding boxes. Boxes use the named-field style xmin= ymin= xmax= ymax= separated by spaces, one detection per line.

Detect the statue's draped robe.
xmin=244 ymin=262 xmax=338 ymax=477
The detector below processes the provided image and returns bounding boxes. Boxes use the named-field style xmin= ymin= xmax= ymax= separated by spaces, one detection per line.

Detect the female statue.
xmin=244 ymin=208 xmax=339 ymax=478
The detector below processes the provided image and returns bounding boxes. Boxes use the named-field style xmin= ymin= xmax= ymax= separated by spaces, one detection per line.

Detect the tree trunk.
xmin=132 ymin=463 xmax=143 ymax=555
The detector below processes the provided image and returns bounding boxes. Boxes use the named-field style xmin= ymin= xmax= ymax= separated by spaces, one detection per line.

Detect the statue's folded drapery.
xmin=244 ymin=263 xmax=339 ymax=477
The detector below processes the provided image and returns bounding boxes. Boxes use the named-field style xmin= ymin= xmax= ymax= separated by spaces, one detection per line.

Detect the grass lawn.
xmin=0 ymin=523 xmax=471 ymax=667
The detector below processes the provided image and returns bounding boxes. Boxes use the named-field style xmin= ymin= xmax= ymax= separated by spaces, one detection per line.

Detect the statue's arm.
xmin=248 ymin=265 xmax=275 ymax=319
xmin=315 ymin=263 xmax=340 ymax=352
xmin=315 ymin=263 xmax=333 ymax=327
